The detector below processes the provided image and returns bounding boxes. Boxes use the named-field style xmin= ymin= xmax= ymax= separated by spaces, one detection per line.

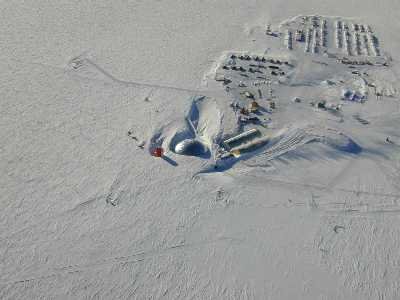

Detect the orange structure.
xmin=152 ymin=147 xmax=164 ymax=157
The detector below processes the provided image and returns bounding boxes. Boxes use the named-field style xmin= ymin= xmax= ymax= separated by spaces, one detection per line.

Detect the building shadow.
xmin=162 ymin=156 xmax=178 ymax=166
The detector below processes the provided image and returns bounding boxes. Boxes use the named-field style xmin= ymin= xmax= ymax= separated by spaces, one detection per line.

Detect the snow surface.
xmin=2 ymin=1 xmax=400 ymax=299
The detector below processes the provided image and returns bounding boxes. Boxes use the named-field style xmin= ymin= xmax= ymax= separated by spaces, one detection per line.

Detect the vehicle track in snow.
xmin=261 ymin=129 xmax=316 ymax=161
xmin=11 ymin=58 xmax=224 ymax=99
xmin=244 ymin=129 xmax=317 ymax=167
xmin=67 ymin=60 xmax=223 ymax=98
xmin=0 ymin=236 xmax=241 ymax=287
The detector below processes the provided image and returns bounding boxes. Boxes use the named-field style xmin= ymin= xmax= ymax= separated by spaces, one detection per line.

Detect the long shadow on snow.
xmin=195 ymin=139 xmax=280 ymax=174
xmin=196 ymin=137 xmax=365 ymax=175
xmin=168 ymin=96 xmax=211 ymax=159
xmin=270 ymin=141 xmax=393 ymax=166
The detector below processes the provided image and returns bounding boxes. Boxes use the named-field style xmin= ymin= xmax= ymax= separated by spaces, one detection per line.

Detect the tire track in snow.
xmin=0 ymin=237 xmax=241 ymax=287
xmin=0 ymin=171 xmax=184 ymax=249
xmin=259 ymin=129 xmax=315 ymax=161
xmin=12 ymin=58 xmax=224 ymax=98
xmin=243 ymin=129 xmax=316 ymax=167
xmin=238 ymin=174 xmax=400 ymax=200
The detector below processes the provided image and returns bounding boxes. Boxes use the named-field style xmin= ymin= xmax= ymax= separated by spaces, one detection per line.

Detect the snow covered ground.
xmin=2 ymin=1 xmax=400 ymax=299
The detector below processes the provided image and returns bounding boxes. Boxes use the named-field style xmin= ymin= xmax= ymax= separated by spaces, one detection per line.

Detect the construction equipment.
xmin=270 ymin=101 xmax=276 ymax=109
xmin=249 ymin=100 xmax=260 ymax=112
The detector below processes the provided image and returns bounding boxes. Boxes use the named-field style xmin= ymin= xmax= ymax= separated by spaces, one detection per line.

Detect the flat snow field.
xmin=2 ymin=1 xmax=400 ymax=299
